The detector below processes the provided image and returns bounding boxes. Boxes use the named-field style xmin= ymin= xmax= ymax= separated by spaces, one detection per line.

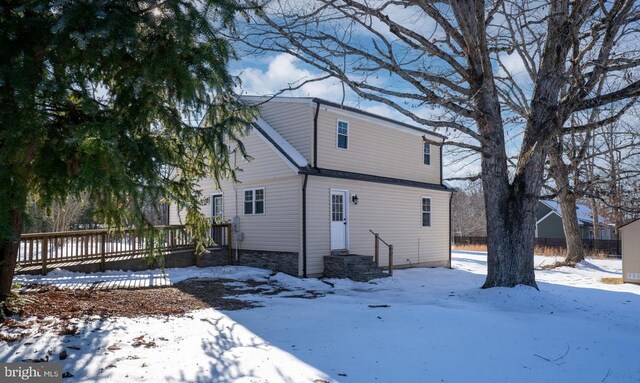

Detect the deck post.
xmin=41 ymin=237 xmax=48 ymax=275
xmin=374 ymin=233 xmax=379 ymax=266
xmin=226 ymin=224 xmax=233 ymax=264
xmin=388 ymin=245 xmax=394 ymax=276
xmin=100 ymin=233 xmax=106 ymax=272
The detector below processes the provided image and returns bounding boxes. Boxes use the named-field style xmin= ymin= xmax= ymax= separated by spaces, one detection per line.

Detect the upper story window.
xmin=421 ymin=197 xmax=431 ymax=227
xmin=423 ymin=142 xmax=431 ymax=165
xmin=244 ymin=188 xmax=265 ymax=215
xmin=337 ymin=120 xmax=349 ymax=149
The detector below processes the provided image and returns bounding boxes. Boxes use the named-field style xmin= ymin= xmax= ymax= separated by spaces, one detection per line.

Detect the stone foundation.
xmin=200 ymin=248 xmax=299 ymax=276
xmin=237 ymin=249 xmax=299 ymax=276
xmin=323 ymin=255 xmax=388 ymax=281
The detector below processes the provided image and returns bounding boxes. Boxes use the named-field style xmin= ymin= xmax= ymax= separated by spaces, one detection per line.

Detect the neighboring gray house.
xmin=170 ymin=96 xmax=453 ymax=277
xmin=536 ymin=200 xmax=615 ymax=240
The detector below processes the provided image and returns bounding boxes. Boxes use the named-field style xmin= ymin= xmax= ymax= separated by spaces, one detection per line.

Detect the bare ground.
xmin=3 ymin=278 xmax=277 ymax=321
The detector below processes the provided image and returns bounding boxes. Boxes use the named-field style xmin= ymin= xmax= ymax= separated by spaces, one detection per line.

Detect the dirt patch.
xmin=4 ymin=278 xmax=272 ymax=320
xmin=601 ymin=277 xmax=624 ymax=285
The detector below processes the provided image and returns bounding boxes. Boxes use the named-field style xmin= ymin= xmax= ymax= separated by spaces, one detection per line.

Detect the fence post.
xmin=100 ymin=233 xmax=106 ymax=272
xmin=388 ymin=245 xmax=394 ymax=276
xmin=226 ymin=224 xmax=233 ymax=265
xmin=41 ymin=237 xmax=48 ymax=275
xmin=374 ymin=233 xmax=379 ymax=266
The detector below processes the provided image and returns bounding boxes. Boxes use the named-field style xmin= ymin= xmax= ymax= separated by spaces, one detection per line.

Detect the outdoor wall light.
xmin=351 ymin=195 xmax=359 ymax=205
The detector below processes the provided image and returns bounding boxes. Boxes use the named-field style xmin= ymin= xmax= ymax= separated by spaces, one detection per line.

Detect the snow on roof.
xmin=252 ymin=117 xmax=309 ymax=168
xmin=540 ymin=200 xmax=611 ymax=226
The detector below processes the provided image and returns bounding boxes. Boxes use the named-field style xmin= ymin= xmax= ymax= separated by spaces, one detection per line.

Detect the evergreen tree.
xmin=0 ymin=0 xmax=254 ymax=304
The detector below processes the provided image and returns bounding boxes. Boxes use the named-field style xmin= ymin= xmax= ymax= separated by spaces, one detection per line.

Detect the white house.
xmin=170 ymin=96 xmax=453 ymax=277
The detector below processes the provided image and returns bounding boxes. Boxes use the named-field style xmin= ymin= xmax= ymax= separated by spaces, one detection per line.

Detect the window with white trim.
xmin=421 ymin=197 xmax=431 ymax=227
xmin=211 ymin=194 xmax=223 ymax=221
xmin=337 ymin=120 xmax=349 ymax=149
xmin=244 ymin=188 xmax=265 ymax=215
xmin=423 ymin=142 xmax=431 ymax=165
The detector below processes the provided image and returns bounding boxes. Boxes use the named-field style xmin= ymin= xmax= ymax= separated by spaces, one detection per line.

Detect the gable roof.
xmin=539 ymin=200 xmax=612 ymax=226
xmin=252 ymin=117 xmax=308 ymax=169
xmin=240 ymin=95 xmax=446 ymax=142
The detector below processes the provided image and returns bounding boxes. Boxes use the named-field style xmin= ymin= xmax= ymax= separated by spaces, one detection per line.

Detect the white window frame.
xmin=210 ymin=192 xmax=224 ymax=221
xmin=243 ymin=187 xmax=265 ymax=215
xmin=421 ymin=197 xmax=432 ymax=227
xmin=423 ymin=142 xmax=431 ymax=165
xmin=336 ymin=120 xmax=349 ymax=150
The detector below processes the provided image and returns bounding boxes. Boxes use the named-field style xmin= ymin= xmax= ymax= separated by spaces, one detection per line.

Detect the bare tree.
xmin=452 ymin=181 xmax=487 ymax=237
xmin=585 ymin=113 xmax=640 ymax=227
xmin=241 ymin=0 xmax=640 ymax=288
xmin=544 ymin=92 xmax=636 ymax=264
xmin=50 ymin=196 xmax=88 ymax=233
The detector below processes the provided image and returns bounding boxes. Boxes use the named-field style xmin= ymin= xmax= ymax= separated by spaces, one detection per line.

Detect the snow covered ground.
xmin=2 ymin=251 xmax=640 ymax=383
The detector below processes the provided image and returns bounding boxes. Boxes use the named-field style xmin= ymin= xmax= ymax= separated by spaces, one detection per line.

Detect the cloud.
xmin=236 ymin=54 xmax=344 ymax=99
xmin=497 ymin=52 xmax=530 ymax=79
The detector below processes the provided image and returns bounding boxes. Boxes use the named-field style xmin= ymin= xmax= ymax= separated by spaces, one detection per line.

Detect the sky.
xmin=224 ymin=1 xmax=552 ymax=182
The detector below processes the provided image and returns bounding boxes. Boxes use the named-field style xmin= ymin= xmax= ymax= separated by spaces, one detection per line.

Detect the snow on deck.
xmin=2 ymin=251 xmax=640 ymax=383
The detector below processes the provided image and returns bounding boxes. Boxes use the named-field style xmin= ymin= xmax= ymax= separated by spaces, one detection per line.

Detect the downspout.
xmin=302 ymin=174 xmax=309 ymax=277
xmin=440 ymin=141 xmax=444 ymax=185
xmin=313 ymin=100 xmax=320 ymax=169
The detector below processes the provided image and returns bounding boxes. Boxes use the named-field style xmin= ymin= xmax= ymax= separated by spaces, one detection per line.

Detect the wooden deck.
xmin=17 ymin=224 xmax=233 ymax=274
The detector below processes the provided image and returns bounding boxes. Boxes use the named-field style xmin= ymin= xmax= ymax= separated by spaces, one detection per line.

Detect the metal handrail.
xmin=369 ymin=230 xmax=394 ymax=276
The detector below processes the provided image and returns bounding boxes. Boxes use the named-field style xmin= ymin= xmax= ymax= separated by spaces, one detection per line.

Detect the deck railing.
xmin=18 ymin=224 xmax=232 ymax=273
xmin=369 ymin=230 xmax=394 ymax=276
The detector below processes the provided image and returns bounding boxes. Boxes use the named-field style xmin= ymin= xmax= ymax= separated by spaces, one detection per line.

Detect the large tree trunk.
xmin=482 ymin=174 xmax=540 ymax=288
xmin=548 ymin=145 xmax=585 ymax=264
xmin=451 ymin=0 xmax=551 ymax=289
xmin=557 ymin=191 xmax=585 ymax=264
xmin=0 ymin=207 xmax=22 ymax=303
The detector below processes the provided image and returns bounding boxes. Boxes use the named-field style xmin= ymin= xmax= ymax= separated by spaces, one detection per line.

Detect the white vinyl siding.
xmin=170 ymin=127 xmax=301 ymax=256
xmin=316 ymin=108 xmax=442 ymax=184
xmin=255 ymin=100 xmax=314 ymax=162
xmin=306 ymin=176 xmax=450 ymax=276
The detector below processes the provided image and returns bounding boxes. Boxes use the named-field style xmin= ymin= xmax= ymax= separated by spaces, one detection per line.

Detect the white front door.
xmin=330 ymin=190 xmax=348 ymax=250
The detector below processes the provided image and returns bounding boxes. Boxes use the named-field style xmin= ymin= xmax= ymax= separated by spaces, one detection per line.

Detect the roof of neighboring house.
xmin=539 ymin=200 xmax=612 ymax=226
xmin=240 ymin=95 xmax=447 ymax=141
